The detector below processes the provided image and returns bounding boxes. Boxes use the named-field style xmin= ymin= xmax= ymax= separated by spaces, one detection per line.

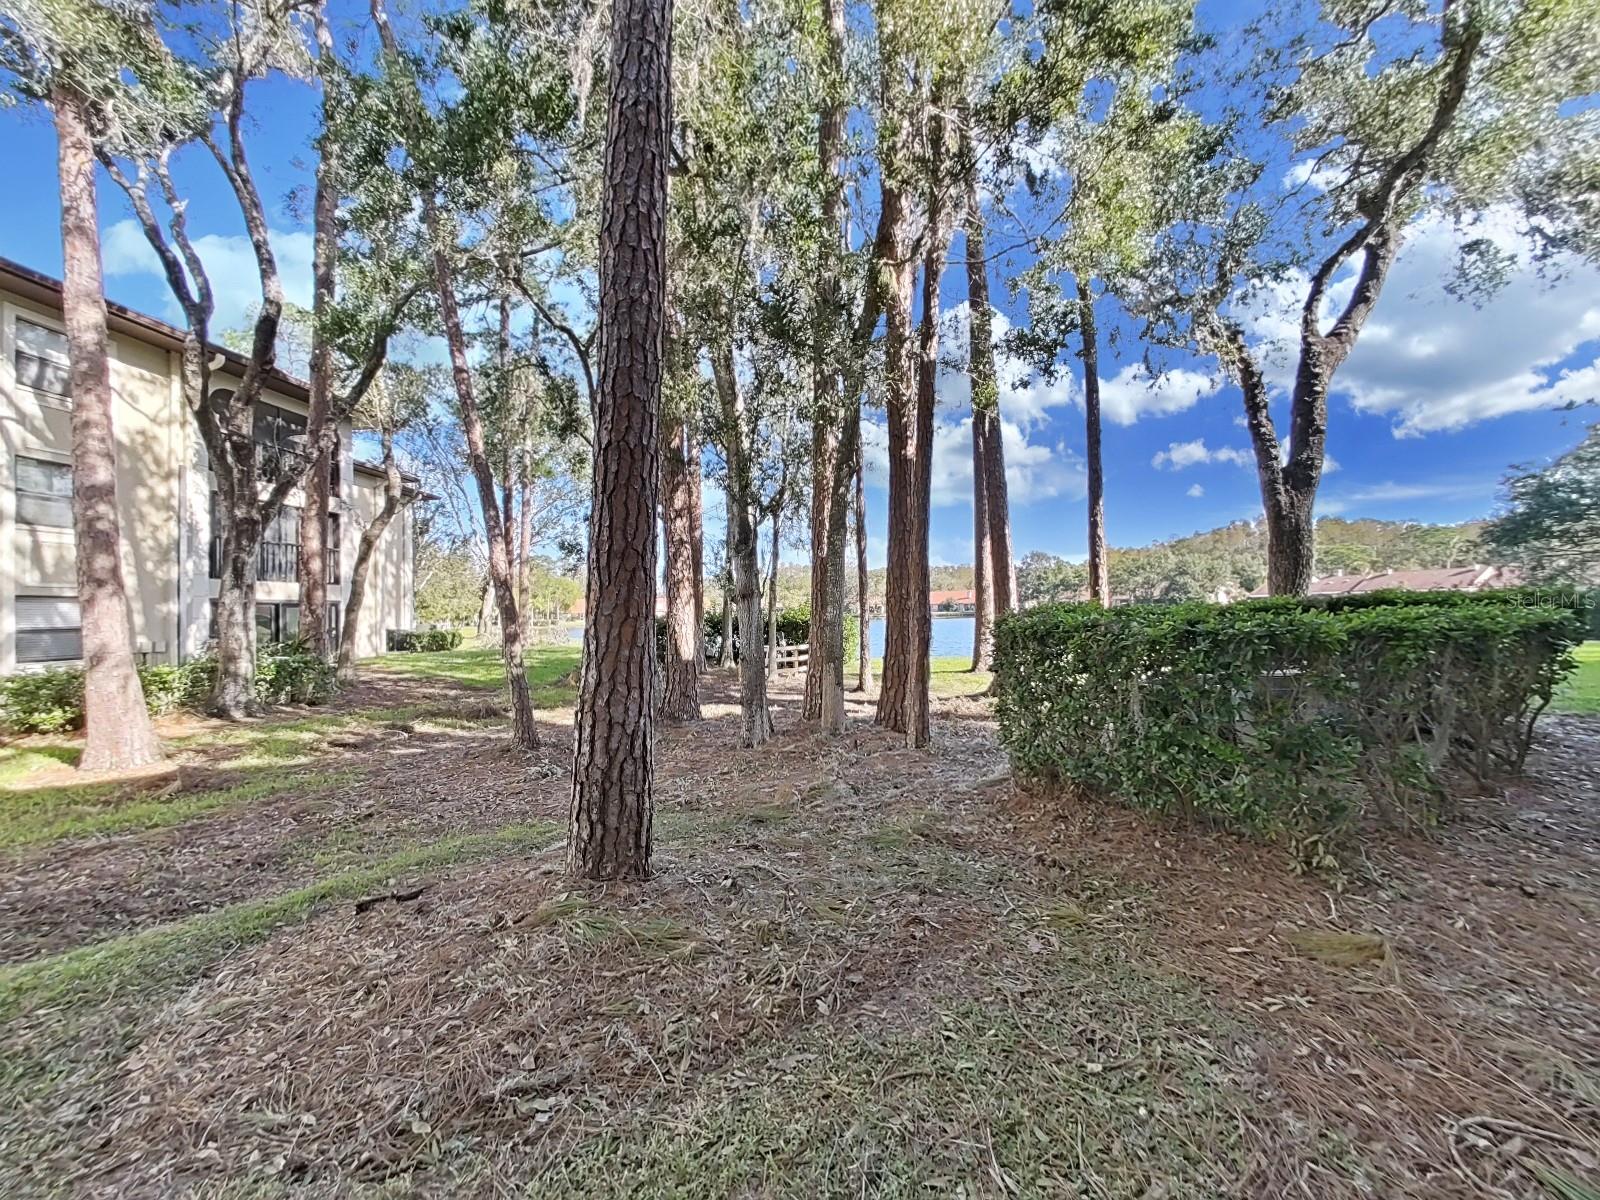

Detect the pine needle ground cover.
xmin=2 ymin=647 xmax=1596 ymax=1198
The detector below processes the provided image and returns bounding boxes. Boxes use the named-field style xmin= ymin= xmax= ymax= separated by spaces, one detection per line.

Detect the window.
xmin=210 ymin=494 xmax=301 ymax=581
xmin=254 ymin=402 xmax=309 ymax=483
xmin=15 ymin=456 xmax=72 ymax=527
xmin=260 ymin=504 xmax=300 ymax=582
xmin=14 ymin=318 xmax=70 ymax=399
xmin=16 ymin=596 xmax=81 ymax=663
xmin=327 ymin=602 xmax=341 ymax=650
xmin=327 ymin=512 xmax=341 ymax=584
xmin=256 ymin=601 xmax=300 ymax=646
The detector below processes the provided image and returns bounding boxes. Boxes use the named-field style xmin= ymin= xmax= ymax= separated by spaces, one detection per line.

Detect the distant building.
xmin=1245 ymin=564 xmax=1521 ymax=599
xmin=929 ymin=589 xmax=976 ymax=614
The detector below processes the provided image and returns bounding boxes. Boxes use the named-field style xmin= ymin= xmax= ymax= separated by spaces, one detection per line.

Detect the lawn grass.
xmin=0 ymin=821 xmax=562 ymax=1022
xmin=0 ymin=766 xmax=359 ymax=850
xmin=377 ymin=641 xmax=581 ymax=705
xmin=868 ymin=655 xmax=992 ymax=698
xmin=1553 ymin=640 xmax=1600 ymax=714
xmin=0 ymin=740 xmax=79 ymax=783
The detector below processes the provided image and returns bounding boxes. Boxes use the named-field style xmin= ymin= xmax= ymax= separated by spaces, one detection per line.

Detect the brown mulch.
xmin=0 ymin=684 xmax=570 ymax=965
xmin=1002 ymin=714 xmax=1600 ymax=1198
xmin=3 ymin=671 xmax=1596 ymax=1198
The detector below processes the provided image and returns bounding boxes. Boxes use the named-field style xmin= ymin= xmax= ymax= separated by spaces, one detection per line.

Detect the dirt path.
xmin=2 ymin=671 xmax=1596 ymax=1198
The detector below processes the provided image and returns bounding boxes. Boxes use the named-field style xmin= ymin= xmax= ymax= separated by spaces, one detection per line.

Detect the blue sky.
xmin=2 ymin=3 xmax=1595 ymax=569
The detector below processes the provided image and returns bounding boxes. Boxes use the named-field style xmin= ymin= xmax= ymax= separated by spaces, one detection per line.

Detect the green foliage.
xmin=993 ymin=593 xmax=1588 ymax=851
xmin=254 ymin=644 xmax=338 ymax=705
xmin=669 ymin=605 xmax=858 ymax=665
xmin=1486 ymin=423 xmax=1600 ymax=587
xmin=386 ymin=629 xmax=466 ymax=653
xmin=0 ymin=647 xmax=336 ymax=734
xmin=0 ymin=670 xmax=84 ymax=734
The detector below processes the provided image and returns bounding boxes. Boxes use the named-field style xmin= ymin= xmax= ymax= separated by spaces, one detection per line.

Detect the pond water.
xmin=866 ymin=615 xmax=975 ymax=660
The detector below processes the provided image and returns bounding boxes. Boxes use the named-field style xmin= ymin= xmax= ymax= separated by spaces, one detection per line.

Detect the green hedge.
xmin=386 ymin=629 xmax=465 ymax=653
xmin=993 ymin=593 xmax=1587 ymax=850
xmin=660 ymin=605 xmax=859 ymax=665
xmin=0 ymin=645 xmax=337 ymax=734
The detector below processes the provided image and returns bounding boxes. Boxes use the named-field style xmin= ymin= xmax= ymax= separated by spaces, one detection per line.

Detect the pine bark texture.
xmin=568 ymin=0 xmax=672 ymax=879
xmin=1077 ymin=278 xmax=1110 ymax=606
xmin=965 ymin=178 xmax=1015 ymax=663
xmin=853 ymin=440 xmax=873 ymax=693
xmin=712 ymin=345 xmax=773 ymax=747
xmin=54 ymin=87 xmax=164 ymax=772
xmin=802 ymin=0 xmax=849 ymax=731
xmin=688 ymin=425 xmax=706 ymax=673
xmin=874 ymin=178 xmax=919 ymax=741
xmin=298 ymin=1 xmax=338 ymax=658
xmin=660 ymin=412 xmax=701 ymax=719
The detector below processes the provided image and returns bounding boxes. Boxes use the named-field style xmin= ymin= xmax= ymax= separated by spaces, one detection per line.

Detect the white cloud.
xmin=861 ymin=412 xmax=1086 ymax=509
xmin=1151 ymin=438 xmax=1253 ymax=470
xmin=1100 ymin=364 xmax=1221 ymax=426
xmin=1230 ymin=210 xmax=1600 ymax=437
xmin=1187 ymin=483 xmax=1205 ymax=498
xmin=1318 ymin=477 xmax=1496 ymax=516
xmin=103 ymin=218 xmax=316 ymax=335
xmin=936 ymin=302 xmax=1079 ymax=431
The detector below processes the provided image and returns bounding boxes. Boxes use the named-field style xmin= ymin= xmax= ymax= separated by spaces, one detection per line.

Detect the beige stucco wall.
xmin=1 ymin=292 xmax=184 ymax=671
xmin=347 ymin=469 xmax=416 ymax=658
xmin=0 ymin=279 xmax=416 ymax=674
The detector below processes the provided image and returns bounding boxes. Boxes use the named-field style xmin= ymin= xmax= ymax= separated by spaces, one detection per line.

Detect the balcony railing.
xmin=211 ymin=537 xmax=301 ymax=582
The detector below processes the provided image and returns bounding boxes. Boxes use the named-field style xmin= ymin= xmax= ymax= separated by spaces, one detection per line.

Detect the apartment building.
xmin=0 ymin=256 xmax=419 ymax=674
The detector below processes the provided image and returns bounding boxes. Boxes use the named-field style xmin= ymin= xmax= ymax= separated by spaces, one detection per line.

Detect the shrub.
xmin=0 ymin=647 xmax=336 ymax=734
xmin=0 ymin=670 xmax=84 ymax=734
xmin=993 ymin=593 xmax=1586 ymax=850
xmin=387 ymin=628 xmax=465 ymax=653
xmin=659 ymin=605 xmax=858 ymax=665
xmin=255 ymin=643 xmax=337 ymax=705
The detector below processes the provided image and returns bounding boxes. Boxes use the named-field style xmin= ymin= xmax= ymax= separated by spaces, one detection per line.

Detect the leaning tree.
xmin=1145 ymin=0 xmax=1600 ymax=594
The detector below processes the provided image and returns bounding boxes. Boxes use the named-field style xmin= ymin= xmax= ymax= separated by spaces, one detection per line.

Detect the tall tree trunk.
xmin=878 ymin=100 xmax=948 ymax=748
xmin=337 ymin=429 xmax=407 ymax=683
xmin=212 ymin=476 xmax=263 ymax=720
xmin=853 ymin=435 xmax=873 ymax=693
xmin=569 ymin=0 xmax=671 ymax=880
xmin=718 ymin=575 xmax=735 ymax=667
xmin=517 ymin=476 xmax=533 ymax=632
xmin=374 ymin=0 xmax=536 ymax=747
xmin=1264 ymin=489 xmax=1316 ymax=595
xmin=971 ymin=411 xmax=993 ymax=669
xmin=765 ymin=514 xmax=781 ymax=678
xmin=476 ymin=575 xmax=494 ymax=640
xmin=964 ymin=181 xmax=1015 ymax=627
xmin=803 ymin=0 xmax=849 ymax=729
xmin=687 ymin=425 xmax=706 ymax=672
xmin=874 ymin=181 xmax=919 ymax=740
xmin=712 ymin=343 xmax=773 ymax=747
xmin=298 ymin=0 xmax=339 ymax=659
xmin=53 ymin=86 xmax=163 ymax=772
xmin=963 ymin=124 xmax=994 ymax=670
xmin=1077 ymin=277 xmax=1110 ymax=606
xmin=423 ymin=216 xmax=537 ymax=749
xmin=660 ymin=412 xmax=701 ymax=719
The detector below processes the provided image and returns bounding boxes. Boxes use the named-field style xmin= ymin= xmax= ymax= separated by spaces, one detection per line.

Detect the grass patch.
xmin=870 ymin=655 xmax=992 ymax=698
xmin=0 ymin=821 xmax=561 ymax=1022
xmin=1284 ymin=929 xmax=1393 ymax=969
xmin=1553 ymin=641 xmax=1600 ymax=715
xmin=531 ymin=939 xmax=1250 ymax=1199
xmin=0 ymin=767 xmax=358 ymax=850
xmin=376 ymin=642 xmax=580 ymax=704
xmin=0 ymin=740 xmax=80 ymax=784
